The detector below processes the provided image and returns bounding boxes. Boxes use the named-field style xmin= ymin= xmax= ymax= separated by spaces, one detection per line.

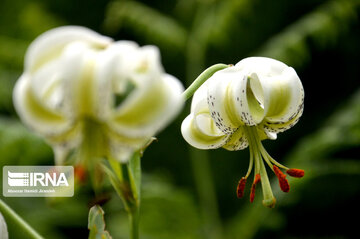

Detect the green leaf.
xmin=88 ymin=205 xmax=112 ymax=239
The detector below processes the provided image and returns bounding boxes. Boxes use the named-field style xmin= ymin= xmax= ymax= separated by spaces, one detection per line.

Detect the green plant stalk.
xmin=107 ymin=153 xmax=141 ymax=239
xmin=0 ymin=199 xmax=44 ymax=239
xmin=182 ymin=63 xmax=230 ymax=100
xmin=128 ymin=207 xmax=139 ymax=239
xmin=185 ymin=21 xmax=224 ymax=238
xmin=189 ymin=148 xmax=223 ymax=238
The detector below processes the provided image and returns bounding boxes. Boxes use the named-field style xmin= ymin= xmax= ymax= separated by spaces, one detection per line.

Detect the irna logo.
xmin=3 ymin=166 xmax=74 ymax=197
xmin=7 ymin=171 xmax=69 ymax=187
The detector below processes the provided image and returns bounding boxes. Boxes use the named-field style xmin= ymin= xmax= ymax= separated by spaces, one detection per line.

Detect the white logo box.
xmin=3 ymin=166 xmax=74 ymax=197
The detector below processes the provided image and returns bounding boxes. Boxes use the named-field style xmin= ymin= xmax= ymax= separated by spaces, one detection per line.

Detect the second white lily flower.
xmin=13 ymin=26 xmax=184 ymax=164
xmin=182 ymin=57 xmax=305 ymax=207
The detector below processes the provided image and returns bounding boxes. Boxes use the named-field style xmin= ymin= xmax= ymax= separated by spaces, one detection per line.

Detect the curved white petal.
xmin=25 ymin=26 xmax=112 ymax=73
xmin=181 ymin=112 xmax=230 ymax=150
xmin=261 ymin=104 xmax=303 ymax=135
xmin=207 ymin=67 xmax=265 ymax=132
xmin=28 ymin=59 xmax=64 ymax=112
xmin=13 ymin=74 xmax=73 ymax=136
xmin=182 ymin=86 xmax=230 ymax=150
xmin=107 ymin=44 xmax=184 ymax=138
xmin=236 ymin=57 xmax=304 ymax=132
xmin=92 ymin=41 xmax=142 ymax=121
xmin=92 ymin=48 xmax=118 ymax=121
xmin=109 ymin=73 xmax=184 ymax=138
xmin=59 ymin=42 xmax=99 ymax=118
xmin=206 ymin=68 xmax=241 ymax=134
xmin=228 ymin=70 xmax=265 ymax=126
xmin=262 ymin=67 xmax=304 ymax=123
xmin=235 ymin=57 xmax=288 ymax=77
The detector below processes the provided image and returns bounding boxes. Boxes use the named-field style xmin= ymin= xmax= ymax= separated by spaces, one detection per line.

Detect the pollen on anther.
xmin=250 ymin=174 xmax=261 ymax=203
xmin=286 ymin=168 xmax=305 ymax=178
xmin=237 ymin=177 xmax=247 ymax=198
xmin=273 ymin=165 xmax=290 ymax=193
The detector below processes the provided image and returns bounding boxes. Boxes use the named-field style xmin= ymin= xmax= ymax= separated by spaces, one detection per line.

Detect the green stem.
xmin=0 ymin=199 xmax=44 ymax=239
xmin=107 ymin=153 xmax=141 ymax=239
xmin=128 ymin=208 xmax=139 ymax=239
xmin=182 ymin=63 xmax=230 ymax=100
xmin=189 ymin=149 xmax=223 ymax=238
xmin=184 ymin=6 xmax=225 ymax=238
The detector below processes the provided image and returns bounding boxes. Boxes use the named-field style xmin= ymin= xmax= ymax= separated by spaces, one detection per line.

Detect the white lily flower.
xmin=181 ymin=57 xmax=305 ymax=207
xmin=13 ymin=26 xmax=184 ymax=164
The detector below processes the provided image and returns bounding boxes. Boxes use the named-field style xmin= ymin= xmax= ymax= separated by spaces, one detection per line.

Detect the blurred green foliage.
xmin=0 ymin=0 xmax=360 ymax=238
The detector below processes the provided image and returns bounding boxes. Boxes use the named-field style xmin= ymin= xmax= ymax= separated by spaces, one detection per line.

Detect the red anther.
xmin=286 ymin=168 xmax=305 ymax=178
xmin=74 ymin=165 xmax=87 ymax=183
xmin=250 ymin=174 xmax=261 ymax=203
xmin=278 ymin=176 xmax=290 ymax=192
xmin=273 ymin=165 xmax=290 ymax=193
xmin=237 ymin=177 xmax=247 ymax=198
xmin=273 ymin=165 xmax=284 ymax=178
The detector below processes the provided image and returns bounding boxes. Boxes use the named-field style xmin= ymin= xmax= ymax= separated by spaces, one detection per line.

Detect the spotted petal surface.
xmin=181 ymin=57 xmax=304 ymax=150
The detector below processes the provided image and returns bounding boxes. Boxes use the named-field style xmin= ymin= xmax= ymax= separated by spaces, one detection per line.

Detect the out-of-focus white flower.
xmin=13 ymin=26 xmax=184 ymax=164
xmin=0 ymin=213 xmax=8 ymax=239
xmin=181 ymin=57 xmax=305 ymax=207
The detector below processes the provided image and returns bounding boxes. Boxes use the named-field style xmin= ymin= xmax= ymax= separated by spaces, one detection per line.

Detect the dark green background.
xmin=0 ymin=0 xmax=359 ymax=238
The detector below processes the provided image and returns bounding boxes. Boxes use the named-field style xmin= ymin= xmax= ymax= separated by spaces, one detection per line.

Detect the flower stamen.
xmin=236 ymin=177 xmax=247 ymax=198
xmin=273 ymin=165 xmax=290 ymax=193
xmin=287 ymin=168 xmax=305 ymax=178
xmin=250 ymin=174 xmax=261 ymax=203
xmin=237 ymin=126 xmax=305 ymax=207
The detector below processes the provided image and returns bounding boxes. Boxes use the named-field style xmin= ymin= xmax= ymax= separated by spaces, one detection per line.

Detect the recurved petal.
xmin=28 ymin=59 xmax=64 ymax=112
xmin=25 ymin=26 xmax=112 ymax=73
xmin=235 ymin=57 xmax=304 ymax=125
xmin=59 ymin=42 xmax=99 ymax=118
xmin=261 ymin=104 xmax=303 ymax=135
xmin=109 ymin=72 xmax=184 ymax=138
xmin=206 ymin=68 xmax=241 ymax=134
xmin=261 ymin=67 xmax=304 ymax=124
xmin=181 ymin=110 xmax=230 ymax=150
xmin=92 ymin=48 xmax=119 ymax=121
xmin=92 ymin=41 xmax=144 ymax=121
xmin=235 ymin=57 xmax=288 ymax=77
xmin=13 ymin=74 xmax=73 ymax=136
xmin=228 ymin=70 xmax=266 ymax=126
xmin=207 ymin=67 xmax=264 ymax=134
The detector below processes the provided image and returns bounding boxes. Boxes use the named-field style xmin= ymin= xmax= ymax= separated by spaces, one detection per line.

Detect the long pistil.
xmin=246 ymin=127 xmax=276 ymax=207
xmin=250 ymin=173 xmax=261 ymax=203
